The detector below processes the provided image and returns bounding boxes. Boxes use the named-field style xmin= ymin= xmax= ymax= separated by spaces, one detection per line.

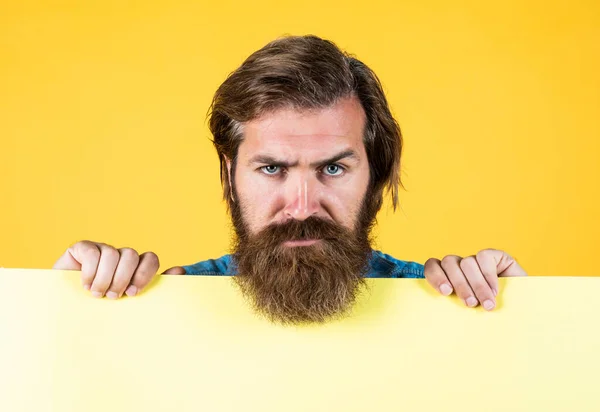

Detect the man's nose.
xmin=282 ymin=174 xmax=320 ymax=221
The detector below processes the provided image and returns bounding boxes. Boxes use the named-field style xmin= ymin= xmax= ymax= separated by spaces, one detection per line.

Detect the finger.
xmin=52 ymin=247 xmax=84 ymax=271
xmin=475 ymin=249 xmax=500 ymax=296
xmin=497 ymin=252 xmax=528 ymax=277
xmin=424 ymin=258 xmax=453 ymax=296
xmin=105 ymin=248 xmax=140 ymax=299
xmin=441 ymin=255 xmax=478 ymax=308
xmin=89 ymin=244 xmax=120 ymax=298
xmin=163 ymin=266 xmax=186 ymax=275
xmin=65 ymin=241 xmax=102 ymax=290
xmin=124 ymin=252 xmax=160 ymax=297
xmin=460 ymin=256 xmax=496 ymax=311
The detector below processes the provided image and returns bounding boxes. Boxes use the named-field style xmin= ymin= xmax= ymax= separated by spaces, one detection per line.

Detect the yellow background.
xmin=1 ymin=0 xmax=598 ymax=275
xmin=1 ymin=270 xmax=599 ymax=411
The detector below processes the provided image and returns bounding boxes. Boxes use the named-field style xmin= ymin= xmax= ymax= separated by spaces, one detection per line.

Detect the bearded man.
xmin=53 ymin=35 xmax=527 ymax=324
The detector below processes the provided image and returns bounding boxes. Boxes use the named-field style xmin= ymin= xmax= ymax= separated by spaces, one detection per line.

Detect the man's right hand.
xmin=52 ymin=241 xmax=184 ymax=299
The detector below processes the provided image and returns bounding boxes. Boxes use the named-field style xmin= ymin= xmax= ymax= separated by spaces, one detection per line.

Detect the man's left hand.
xmin=424 ymin=249 xmax=527 ymax=311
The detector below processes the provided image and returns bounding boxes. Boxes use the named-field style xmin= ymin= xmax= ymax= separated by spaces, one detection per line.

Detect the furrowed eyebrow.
xmin=310 ymin=150 xmax=359 ymax=168
xmin=248 ymin=155 xmax=297 ymax=168
xmin=248 ymin=150 xmax=359 ymax=168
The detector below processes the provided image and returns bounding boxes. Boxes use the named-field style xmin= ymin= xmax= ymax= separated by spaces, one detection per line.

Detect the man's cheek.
xmin=239 ymin=205 xmax=268 ymax=236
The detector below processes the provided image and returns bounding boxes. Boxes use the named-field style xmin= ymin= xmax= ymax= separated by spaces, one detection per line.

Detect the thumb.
xmin=162 ymin=266 xmax=186 ymax=275
xmin=52 ymin=247 xmax=83 ymax=271
xmin=496 ymin=252 xmax=528 ymax=277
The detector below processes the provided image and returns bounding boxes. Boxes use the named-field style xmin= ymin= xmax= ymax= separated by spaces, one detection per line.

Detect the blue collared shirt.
xmin=182 ymin=250 xmax=425 ymax=278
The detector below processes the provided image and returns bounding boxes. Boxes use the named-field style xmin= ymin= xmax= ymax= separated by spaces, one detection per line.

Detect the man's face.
xmin=230 ymin=95 xmax=370 ymax=234
xmin=227 ymin=96 xmax=376 ymax=324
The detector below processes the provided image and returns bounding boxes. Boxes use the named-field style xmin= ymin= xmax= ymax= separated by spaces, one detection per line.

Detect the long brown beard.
xmin=229 ymin=190 xmax=379 ymax=325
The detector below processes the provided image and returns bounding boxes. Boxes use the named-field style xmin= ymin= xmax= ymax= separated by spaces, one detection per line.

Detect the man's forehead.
xmin=239 ymin=96 xmax=366 ymax=158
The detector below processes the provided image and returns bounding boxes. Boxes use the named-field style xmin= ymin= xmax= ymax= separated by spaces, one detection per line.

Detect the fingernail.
xmin=466 ymin=297 xmax=478 ymax=307
xmin=483 ymin=299 xmax=495 ymax=311
xmin=125 ymin=285 xmax=137 ymax=297
xmin=440 ymin=283 xmax=453 ymax=296
xmin=106 ymin=291 xmax=118 ymax=300
xmin=83 ymin=284 xmax=90 ymax=291
xmin=91 ymin=291 xmax=103 ymax=298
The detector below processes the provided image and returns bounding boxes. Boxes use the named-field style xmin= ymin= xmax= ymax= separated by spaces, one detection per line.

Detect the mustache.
xmin=250 ymin=216 xmax=350 ymax=243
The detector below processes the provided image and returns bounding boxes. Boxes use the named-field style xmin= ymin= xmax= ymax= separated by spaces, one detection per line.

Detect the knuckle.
xmin=476 ymin=249 xmax=493 ymax=261
xmin=120 ymin=247 xmax=139 ymax=262
xmin=425 ymin=257 xmax=437 ymax=265
xmin=142 ymin=251 xmax=160 ymax=269
xmin=82 ymin=246 xmax=100 ymax=261
xmin=440 ymin=255 xmax=458 ymax=268
xmin=459 ymin=256 xmax=475 ymax=271
xmin=77 ymin=240 xmax=97 ymax=251
xmin=103 ymin=246 xmax=120 ymax=262
xmin=424 ymin=258 xmax=440 ymax=271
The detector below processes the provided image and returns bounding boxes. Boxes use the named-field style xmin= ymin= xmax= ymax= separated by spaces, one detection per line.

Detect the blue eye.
xmin=323 ymin=164 xmax=344 ymax=176
xmin=261 ymin=165 xmax=280 ymax=175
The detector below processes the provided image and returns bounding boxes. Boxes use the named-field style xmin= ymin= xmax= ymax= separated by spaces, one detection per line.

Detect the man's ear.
xmin=224 ymin=156 xmax=235 ymax=202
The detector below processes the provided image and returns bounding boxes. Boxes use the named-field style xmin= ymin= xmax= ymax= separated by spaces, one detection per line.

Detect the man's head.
xmin=207 ymin=35 xmax=403 ymax=324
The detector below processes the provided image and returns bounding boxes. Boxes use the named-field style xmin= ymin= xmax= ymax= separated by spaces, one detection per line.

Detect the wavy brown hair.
xmin=208 ymin=34 xmax=403 ymax=213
